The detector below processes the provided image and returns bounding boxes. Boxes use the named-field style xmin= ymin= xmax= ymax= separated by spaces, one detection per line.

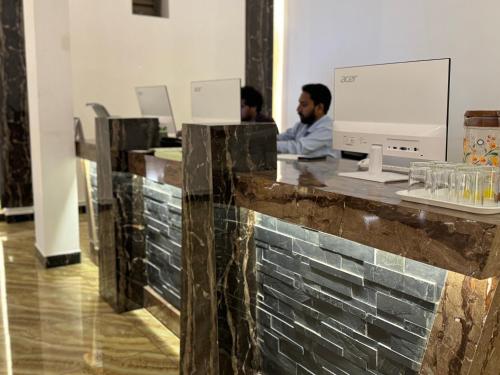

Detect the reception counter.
xmin=77 ymin=119 xmax=500 ymax=375
xmin=232 ymin=159 xmax=500 ymax=375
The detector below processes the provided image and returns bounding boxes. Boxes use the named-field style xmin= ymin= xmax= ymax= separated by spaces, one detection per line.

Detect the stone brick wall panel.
xmin=254 ymin=212 xmax=447 ymax=375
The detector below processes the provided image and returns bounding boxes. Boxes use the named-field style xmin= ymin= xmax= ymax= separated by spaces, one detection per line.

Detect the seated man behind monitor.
xmin=277 ymin=83 xmax=335 ymax=157
xmin=241 ymin=86 xmax=273 ymax=122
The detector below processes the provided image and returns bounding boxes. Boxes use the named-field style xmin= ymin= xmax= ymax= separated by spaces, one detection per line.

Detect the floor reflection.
xmin=0 ymin=218 xmax=179 ymax=374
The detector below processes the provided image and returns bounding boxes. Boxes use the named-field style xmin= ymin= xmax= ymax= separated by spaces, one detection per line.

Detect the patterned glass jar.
xmin=463 ymin=111 xmax=500 ymax=166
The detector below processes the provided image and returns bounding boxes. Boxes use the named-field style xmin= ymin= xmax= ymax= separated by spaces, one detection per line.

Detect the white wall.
xmin=281 ymin=0 xmax=500 ymax=161
xmin=69 ymin=0 xmax=245 ymax=139
xmin=23 ymin=0 xmax=80 ymax=257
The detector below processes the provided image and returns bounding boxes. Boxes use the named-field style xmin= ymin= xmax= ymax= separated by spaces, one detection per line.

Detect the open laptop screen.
xmin=135 ymin=85 xmax=177 ymax=137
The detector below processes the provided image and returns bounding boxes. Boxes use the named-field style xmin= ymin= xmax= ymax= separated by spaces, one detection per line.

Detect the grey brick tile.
xmin=378 ymin=345 xmax=420 ymax=372
xmin=170 ymin=196 xmax=182 ymax=207
xmin=255 ymin=213 xmax=277 ymax=230
xmin=366 ymin=314 xmax=426 ymax=346
xmin=323 ymin=310 xmax=366 ymax=335
xmin=340 ymin=257 xmax=364 ymax=277
xmin=271 ymin=318 xmax=344 ymax=359
xmin=320 ymin=321 xmax=377 ymax=370
xmin=295 ymin=321 xmax=345 ymax=358
xmin=164 ymin=184 xmax=181 ymax=198
xmin=319 ymin=233 xmax=375 ymax=263
xmin=322 ymin=318 xmax=374 ymax=348
xmin=391 ymin=335 xmax=425 ymax=363
xmin=321 ymin=365 xmax=349 ymax=375
xmin=309 ymin=258 xmax=364 ymax=286
xmin=262 ymin=246 xmax=302 ymax=270
xmin=276 ymin=331 xmax=305 ymax=358
xmin=259 ymin=259 xmax=297 ymax=287
xmin=264 ymin=285 xmax=320 ymax=320
xmin=259 ymin=273 xmax=308 ymax=302
xmin=167 ymin=203 xmax=182 ymax=215
xmin=254 ymin=226 xmax=293 ymax=250
xmin=261 ymin=329 xmax=298 ymax=375
xmin=377 ymin=353 xmax=417 ymax=375
xmin=293 ymin=238 xmax=342 ymax=267
xmin=143 ymin=185 xmax=171 ymax=203
xmin=303 ymin=270 xmax=353 ymax=298
xmin=146 ymin=227 xmax=181 ymax=256
xmin=276 ymin=219 xmax=320 ymax=244
xmin=258 ymin=303 xmax=296 ymax=329
xmin=317 ymin=354 xmax=367 ymax=375
xmin=297 ymin=364 xmax=315 ymax=375
xmin=365 ymin=263 xmax=437 ymax=303
xmin=303 ymin=283 xmax=373 ymax=318
xmin=257 ymin=306 xmax=272 ymax=329
xmin=403 ymin=320 xmax=430 ymax=338
xmin=144 ymin=199 xmax=169 ymax=222
xmin=404 ymin=258 xmax=447 ymax=289
xmin=351 ymin=285 xmax=377 ymax=306
xmin=375 ymin=249 xmax=405 ymax=272
xmin=144 ymin=215 xmax=170 ymax=234
xmin=376 ymin=292 xmax=435 ymax=329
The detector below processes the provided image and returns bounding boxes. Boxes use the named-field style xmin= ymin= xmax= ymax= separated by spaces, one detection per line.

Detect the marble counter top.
xmin=76 ymin=139 xmax=182 ymax=188
xmin=76 ymin=135 xmax=500 ymax=278
xmin=127 ymin=150 xmax=182 ymax=188
xmin=235 ymin=158 xmax=500 ymax=279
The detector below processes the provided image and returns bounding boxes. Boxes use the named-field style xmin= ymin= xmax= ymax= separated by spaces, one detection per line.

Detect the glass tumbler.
xmin=455 ymin=166 xmax=483 ymax=205
xmin=408 ymin=162 xmax=435 ymax=197
xmin=432 ymin=162 xmax=465 ymax=201
xmin=479 ymin=166 xmax=500 ymax=206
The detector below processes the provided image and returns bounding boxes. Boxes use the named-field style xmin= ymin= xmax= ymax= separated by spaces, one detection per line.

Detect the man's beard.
xmin=299 ymin=112 xmax=316 ymax=125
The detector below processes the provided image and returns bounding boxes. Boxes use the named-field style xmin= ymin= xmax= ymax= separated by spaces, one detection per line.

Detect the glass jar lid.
xmin=464 ymin=110 xmax=500 ymax=127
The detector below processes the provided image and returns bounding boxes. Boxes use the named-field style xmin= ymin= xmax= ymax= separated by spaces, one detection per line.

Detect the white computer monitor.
xmin=190 ymin=78 xmax=241 ymax=123
xmin=135 ymin=85 xmax=177 ymax=137
xmin=333 ymin=58 xmax=450 ymax=182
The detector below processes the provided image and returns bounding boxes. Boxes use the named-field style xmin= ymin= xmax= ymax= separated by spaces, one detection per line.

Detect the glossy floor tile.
xmin=0 ymin=218 xmax=180 ymax=374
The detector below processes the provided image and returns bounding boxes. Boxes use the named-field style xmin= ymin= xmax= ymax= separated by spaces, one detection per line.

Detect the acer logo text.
xmin=340 ymin=75 xmax=357 ymax=83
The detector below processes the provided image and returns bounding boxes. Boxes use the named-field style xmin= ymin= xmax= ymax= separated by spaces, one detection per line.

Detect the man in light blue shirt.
xmin=277 ymin=83 xmax=336 ymax=157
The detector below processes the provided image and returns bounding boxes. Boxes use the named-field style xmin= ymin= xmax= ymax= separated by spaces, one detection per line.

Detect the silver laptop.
xmin=135 ymin=85 xmax=177 ymax=137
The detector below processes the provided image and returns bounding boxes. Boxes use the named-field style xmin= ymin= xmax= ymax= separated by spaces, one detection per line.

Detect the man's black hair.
xmin=302 ymin=83 xmax=332 ymax=113
xmin=241 ymin=86 xmax=264 ymax=113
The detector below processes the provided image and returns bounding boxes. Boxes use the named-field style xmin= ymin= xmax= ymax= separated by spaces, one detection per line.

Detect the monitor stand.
xmin=338 ymin=170 xmax=407 ymax=183
xmin=338 ymin=144 xmax=408 ymax=183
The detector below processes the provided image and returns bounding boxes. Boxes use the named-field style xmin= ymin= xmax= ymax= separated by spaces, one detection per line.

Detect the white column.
xmin=272 ymin=0 xmax=288 ymax=132
xmin=23 ymin=0 xmax=80 ymax=261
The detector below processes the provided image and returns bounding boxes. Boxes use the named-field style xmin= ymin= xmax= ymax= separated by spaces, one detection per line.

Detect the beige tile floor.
xmin=0 ymin=218 xmax=180 ymax=374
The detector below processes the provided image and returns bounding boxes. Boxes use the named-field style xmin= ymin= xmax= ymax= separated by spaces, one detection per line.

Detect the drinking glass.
xmin=479 ymin=166 xmax=500 ymax=206
xmin=431 ymin=162 xmax=465 ymax=201
xmin=455 ymin=166 xmax=483 ymax=205
xmin=408 ymin=161 xmax=435 ymax=197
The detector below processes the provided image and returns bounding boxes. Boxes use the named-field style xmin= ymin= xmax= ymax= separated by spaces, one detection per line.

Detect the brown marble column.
xmin=0 ymin=0 xmax=32 ymax=211
xmin=246 ymin=0 xmax=273 ymax=115
xmin=181 ymin=122 xmax=277 ymax=374
xmin=95 ymin=118 xmax=159 ymax=312
xmin=421 ymin=272 xmax=500 ymax=375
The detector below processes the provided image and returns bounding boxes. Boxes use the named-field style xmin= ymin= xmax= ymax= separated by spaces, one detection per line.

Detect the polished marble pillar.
xmin=0 ymin=0 xmax=32 ymax=211
xmin=95 ymin=117 xmax=159 ymax=312
xmin=246 ymin=0 xmax=273 ymax=114
xmin=181 ymin=122 xmax=277 ymax=374
xmin=421 ymin=272 xmax=500 ymax=374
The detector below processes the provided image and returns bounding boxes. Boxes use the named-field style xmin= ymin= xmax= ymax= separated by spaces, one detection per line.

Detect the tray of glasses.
xmin=396 ymin=189 xmax=500 ymax=214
